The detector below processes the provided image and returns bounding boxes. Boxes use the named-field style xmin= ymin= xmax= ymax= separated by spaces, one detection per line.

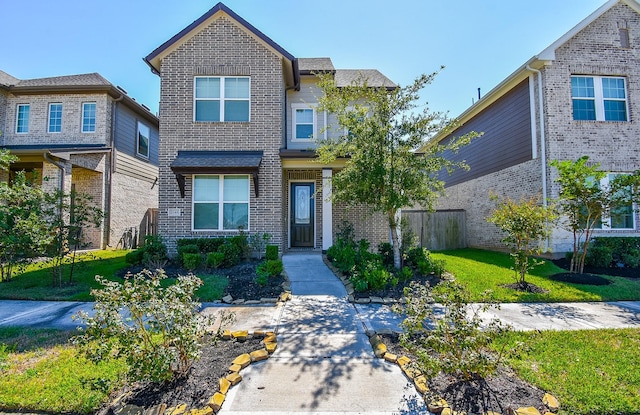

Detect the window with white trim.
xmin=137 ymin=121 xmax=150 ymax=158
xmin=16 ymin=104 xmax=30 ymax=133
xmin=48 ymin=103 xmax=62 ymax=133
xmin=192 ymin=175 xmax=249 ymax=230
xmin=194 ymin=77 xmax=250 ymax=122
xmin=292 ymin=105 xmax=315 ymax=140
xmin=82 ymin=102 xmax=96 ymax=133
xmin=595 ymin=173 xmax=635 ymax=230
xmin=571 ymin=76 xmax=628 ymax=121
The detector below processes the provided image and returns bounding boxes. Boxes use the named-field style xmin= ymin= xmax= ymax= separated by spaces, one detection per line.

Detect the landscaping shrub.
xmin=378 ymin=242 xmax=394 ymax=267
xmin=141 ymin=235 xmax=168 ymax=269
xmin=398 ymin=279 xmax=508 ymax=381
xmin=177 ymin=244 xmax=199 ymax=265
xmin=125 ymin=249 xmax=143 ymax=265
xmin=586 ymin=237 xmax=640 ymax=268
xmin=73 ymin=270 xmax=233 ymax=383
xmin=182 ymin=253 xmax=202 ymax=271
xmin=398 ymin=266 xmax=413 ymax=281
xmin=266 ymin=259 xmax=283 ymax=276
xmin=206 ymin=252 xmax=224 ymax=269
xmin=219 ymin=242 xmax=241 ymax=268
xmin=265 ymin=244 xmax=279 ymax=261
xmin=405 ymin=246 xmax=429 ymax=267
xmin=196 ymin=238 xmax=225 ymax=254
xmin=230 ymin=232 xmax=250 ymax=260
xmin=254 ymin=274 xmax=268 ymax=286
xmin=363 ymin=267 xmax=391 ymax=290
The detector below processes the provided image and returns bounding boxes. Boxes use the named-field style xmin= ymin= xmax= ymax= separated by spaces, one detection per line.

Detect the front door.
xmin=291 ymin=183 xmax=314 ymax=247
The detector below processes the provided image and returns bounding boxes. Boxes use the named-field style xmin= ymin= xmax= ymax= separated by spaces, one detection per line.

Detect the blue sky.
xmin=1 ymin=0 xmax=606 ymax=117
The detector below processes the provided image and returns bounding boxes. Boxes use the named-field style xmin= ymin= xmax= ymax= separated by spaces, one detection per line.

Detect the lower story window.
xmin=596 ymin=173 xmax=635 ymax=230
xmin=193 ymin=174 xmax=249 ymax=230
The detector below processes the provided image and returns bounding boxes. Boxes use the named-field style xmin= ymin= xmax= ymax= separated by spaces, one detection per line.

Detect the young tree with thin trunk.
xmin=315 ymin=70 xmax=479 ymax=269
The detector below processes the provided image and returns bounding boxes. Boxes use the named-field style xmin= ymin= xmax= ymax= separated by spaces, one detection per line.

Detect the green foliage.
xmin=254 ymin=273 xmax=268 ymax=286
xmin=182 ymin=253 xmax=202 ymax=271
xmin=0 ymin=171 xmax=51 ymax=282
xmin=316 ymin=71 xmax=479 ymax=269
xmin=177 ymin=244 xmax=199 ymax=260
xmin=230 ymin=230 xmax=250 ymax=260
xmin=378 ymin=242 xmax=394 ymax=267
xmin=487 ymin=194 xmax=557 ymax=287
xmin=551 ymin=156 xmax=640 ymax=273
xmin=73 ymin=270 xmax=232 ymax=383
xmin=266 ymin=259 xmax=283 ymax=276
xmin=362 ymin=267 xmax=392 ymax=290
xmin=265 ymin=244 xmax=279 ymax=261
xmin=0 ymin=148 xmax=18 ymax=172
xmin=177 ymin=238 xmax=225 ymax=254
xmin=398 ymin=280 xmax=508 ymax=381
xmin=398 ymin=266 xmax=414 ymax=281
xmin=206 ymin=252 xmax=225 ymax=269
xmin=141 ymin=235 xmax=168 ymax=270
xmin=125 ymin=249 xmax=143 ymax=265
xmin=586 ymin=237 xmax=640 ymax=268
xmin=219 ymin=241 xmax=242 ymax=268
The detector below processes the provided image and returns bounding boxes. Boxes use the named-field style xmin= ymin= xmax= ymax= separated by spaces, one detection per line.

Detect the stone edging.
xmin=161 ymin=330 xmax=279 ymax=415
xmin=367 ymin=333 xmax=561 ymax=415
xmin=219 ymin=271 xmax=292 ymax=305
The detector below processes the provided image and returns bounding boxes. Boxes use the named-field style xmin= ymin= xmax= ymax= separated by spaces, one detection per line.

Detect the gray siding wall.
xmin=157 ymin=15 xmax=286 ymax=255
xmin=114 ymin=104 xmax=159 ymax=166
xmin=440 ymin=78 xmax=532 ymax=187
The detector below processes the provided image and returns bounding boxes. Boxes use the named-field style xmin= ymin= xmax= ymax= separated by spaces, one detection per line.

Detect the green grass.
xmin=0 ymin=250 xmax=229 ymax=302
xmin=0 ymin=327 xmax=126 ymax=414
xmin=431 ymin=248 xmax=640 ymax=302
xmin=493 ymin=328 xmax=640 ymax=415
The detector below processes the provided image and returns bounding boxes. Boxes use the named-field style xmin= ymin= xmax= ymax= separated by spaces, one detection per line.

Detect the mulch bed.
xmin=99 ymin=336 xmax=264 ymax=414
xmin=118 ymin=260 xmax=286 ymax=301
xmin=379 ymin=333 xmax=548 ymax=414
xmin=550 ymin=257 xmax=640 ymax=284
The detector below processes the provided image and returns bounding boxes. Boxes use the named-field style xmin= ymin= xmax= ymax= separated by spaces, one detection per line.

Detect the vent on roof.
xmin=116 ymin=85 xmax=128 ymax=94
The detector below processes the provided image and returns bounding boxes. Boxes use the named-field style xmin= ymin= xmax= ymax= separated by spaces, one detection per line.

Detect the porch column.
xmin=322 ymin=168 xmax=333 ymax=251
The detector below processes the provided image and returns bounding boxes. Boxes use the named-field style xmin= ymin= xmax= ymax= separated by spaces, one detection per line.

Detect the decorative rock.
xmin=401 ymin=364 xmax=421 ymax=380
xmin=254 ymin=330 xmax=266 ymax=337
xmin=225 ymin=372 xmax=242 ymax=386
xmin=397 ymin=355 xmax=412 ymax=367
xmin=221 ymin=330 xmax=232 ymax=340
xmin=260 ymin=297 xmax=278 ymax=303
xmin=265 ymin=342 xmax=277 ymax=353
xmin=383 ymin=352 xmax=398 ymax=363
xmin=383 ymin=297 xmax=396 ymax=304
xmin=231 ymin=331 xmax=248 ymax=341
xmin=414 ymin=375 xmax=429 ymax=395
xmin=543 ymin=393 xmax=560 ymax=412
xmin=207 ymin=392 xmax=226 ymax=412
xmin=219 ymin=377 xmax=231 ymax=394
xmin=263 ymin=333 xmax=277 ymax=343
xmin=483 ymin=412 xmax=502 ymax=415
xmin=169 ymin=404 xmax=188 ymax=415
xmin=356 ymin=298 xmax=371 ymax=304
xmin=427 ymin=398 xmax=449 ymax=413
xmin=250 ymin=348 xmax=269 ymax=362
xmin=348 ymin=294 xmax=355 ymax=302
xmin=511 ymin=407 xmax=542 ymax=415
xmin=231 ymin=299 xmax=245 ymax=305
xmin=374 ymin=342 xmax=387 ymax=358
xmin=440 ymin=408 xmax=452 ymax=415
xmin=188 ymin=407 xmax=213 ymax=415
xmin=370 ymin=296 xmax=384 ymax=303
xmin=228 ymin=363 xmax=242 ymax=373
xmin=244 ymin=300 xmax=261 ymax=305
xmin=222 ymin=295 xmax=233 ymax=304
xmin=232 ymin=353 xmax=252 ymax=369
xmin=147 ymin=404 xmax=167 ymax=415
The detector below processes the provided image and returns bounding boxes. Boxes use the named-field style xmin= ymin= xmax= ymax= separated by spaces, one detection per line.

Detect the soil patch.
xmin=118 ymin=260 xmax=286 ymax=301
xmin=501 ymin=282 xmax=549 ymax=293
xmin=379 ymin=333 xmax=548 ymax=414
xmin=552 ymin=257 xmax=640 ymax=279
xmin=548 ymin=272 xmax=611 ymax=286
xmin=100 ymin=336 xmax=264 ymax=414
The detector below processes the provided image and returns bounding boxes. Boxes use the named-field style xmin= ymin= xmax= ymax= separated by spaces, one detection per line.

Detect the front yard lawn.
xmin=431 ymin=248 xmax=640 ymax=302
xmin=493 ymin=328 xmax=640 ymax=414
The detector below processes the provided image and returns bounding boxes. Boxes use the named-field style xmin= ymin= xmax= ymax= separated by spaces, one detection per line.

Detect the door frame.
xmin=288 ymin=180 xmax=316 ymax=248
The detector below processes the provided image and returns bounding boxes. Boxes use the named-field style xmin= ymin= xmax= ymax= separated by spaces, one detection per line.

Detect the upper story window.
xmin=137 ymin=121 xmax=150 ymax=159
xmin=194 ymin=76 xmax=250 ymax=122
xmin=82 ymin=102 xmax=97 ymax=133
xmin=48 ymin=103 xmax=62 ymax=133
xmin=16 ymin=104 xmax=30 ymax=133
xmin=192 ymin=174 xmax=249 ymax=231
xmin=571 ymin=76 xmax=628 ymax=122
xmin=293 ymin=104 xmax=315 ymax=140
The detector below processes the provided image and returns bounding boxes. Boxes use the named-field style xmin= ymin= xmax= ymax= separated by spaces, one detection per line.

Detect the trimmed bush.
xmin=378 ymin=242 xmax=394 ymax=267
xmin=125 ymin=249 xmax=143 ymax=265
xmin=265 ymin=245 xmax=279 ymax=261
xmin=141 ymin=235 xmax=168 ymax=269
xmin=182 ymin=253 xmax=202 ymax=271
xmin=220 ymin=242 xmax=241 ymax=268
xmin=177 ymin=244 xmax=199 ymax=265
xmin=587 ymin=237 xmax=640 ymax=268
xmin=266 ymin=259 xmax=283 ymax=276
xmin=206 ymin=252 xmax=225 ymax=269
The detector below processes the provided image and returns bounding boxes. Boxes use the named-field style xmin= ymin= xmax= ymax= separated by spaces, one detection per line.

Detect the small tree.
xmin=316 ymin=71 xmax=479 ymax=269
xmin=551 ymin=156 xmax=640 ymax=274
xmin=487 ymin=194 xmax=556 ymax=289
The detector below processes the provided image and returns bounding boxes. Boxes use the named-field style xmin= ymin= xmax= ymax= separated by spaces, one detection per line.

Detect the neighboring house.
xmin=424 ymin=0 xmax=640 ymax=255
xmin=144 ymin=2 xmax=395 ymax=255
xmin=0 ymin=70 xmax=159 ymax=249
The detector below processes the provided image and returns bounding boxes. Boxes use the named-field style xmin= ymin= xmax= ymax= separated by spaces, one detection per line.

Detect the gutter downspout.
xmin=526 ymin=64 xmax=549 ymax=249
xmin=105 ymin=93 xmax=124 ymax=248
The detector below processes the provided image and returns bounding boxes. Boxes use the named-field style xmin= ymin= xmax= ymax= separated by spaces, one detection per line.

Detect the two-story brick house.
xmin=0 ymin=70 xmax=159 ymax=249
xmin=424 ymin=0 xmax=640 ymax=255
xmin=144 ymin=2 xmax=394 ymax=255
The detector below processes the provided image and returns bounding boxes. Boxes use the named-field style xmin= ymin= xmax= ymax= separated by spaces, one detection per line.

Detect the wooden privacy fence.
xmin=139 ymin=208 xmax=159 ymax=245
xmin=402 ymin=210 xmax=466 ymax=251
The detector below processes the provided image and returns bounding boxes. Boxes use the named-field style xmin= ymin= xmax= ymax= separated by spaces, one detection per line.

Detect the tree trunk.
xmin=389 ymin=210 xmax=401 ymax=270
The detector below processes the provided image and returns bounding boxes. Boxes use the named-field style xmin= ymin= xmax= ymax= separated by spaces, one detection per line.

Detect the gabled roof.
xmin=299 ymin=58 xmax=335 ymax=75
xmin=335 ymin=69 xmax=396 ymax=88
xmin=427 ymin=0 xmax=640 ymax=147
xmin=144 ymin=2 xmax=296 ymax=79
xmin=1 ymin=70 xmax=158 ymax=125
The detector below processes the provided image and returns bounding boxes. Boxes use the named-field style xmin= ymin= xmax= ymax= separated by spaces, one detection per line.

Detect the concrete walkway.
xmin=215 ymin=253 xmax=427 ymax=414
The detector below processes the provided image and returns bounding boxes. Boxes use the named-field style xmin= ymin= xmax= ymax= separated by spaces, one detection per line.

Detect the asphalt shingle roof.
xmin=335 ymin=69 xmax=396 ymax=88
xmin=170 ymin=151 xmax=263 ymax=170
xmin=14 ymin=72 xmax=111 ymax=88
xmin=298 ymin=58 xmax=335 ymax=73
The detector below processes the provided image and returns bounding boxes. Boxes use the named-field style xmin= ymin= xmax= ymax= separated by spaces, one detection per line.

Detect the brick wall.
xmin=71 ymin=166 xmax=104 ymax=249
xmin=157 ymin=16 xmax=285 ymax=256
xmin=334 ymin=201 xmax=389 ymax=249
